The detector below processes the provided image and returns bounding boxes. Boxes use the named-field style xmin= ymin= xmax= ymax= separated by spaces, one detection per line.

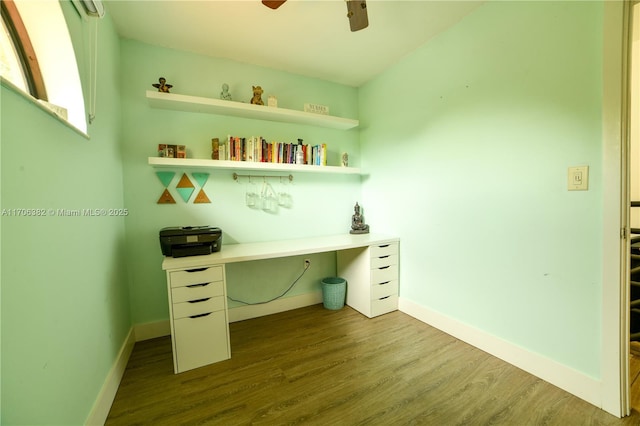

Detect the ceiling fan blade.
xmin=346 ymin=0 xmax=368 ymax=32
xmin=262 ymin=0 xmax=287 ymax=9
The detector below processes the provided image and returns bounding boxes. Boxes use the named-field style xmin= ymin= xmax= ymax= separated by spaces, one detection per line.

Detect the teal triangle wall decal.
xmin=156 ymin=171 xmax=175 ymax=188
xmin=176 ymin=187 xmax=194 ymax=203
xmin=192 ymin=172 xmax=209 ymax=188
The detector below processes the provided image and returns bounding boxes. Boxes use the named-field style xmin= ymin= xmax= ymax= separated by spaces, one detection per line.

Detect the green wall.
xmin=0 ymin=3 xmax=129 ymax=424
xmin=359 ymin=1 xmax=604 ymax=377
xmin=0 ymin=0 xmax=618 ymax=423
xmin=119 ymin=40 xmax=361 ymax=324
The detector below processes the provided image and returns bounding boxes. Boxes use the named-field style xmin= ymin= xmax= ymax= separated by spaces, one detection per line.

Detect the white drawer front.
xmin=171 ymin=281 xmax=224 ymax=304
xmin=371 ymin=264 xmax=398 ymax=285
xmin=371 ymin=294 xmax=398 ymax=317
xmin=172 ymin=295 xmax=225 ymax=319
xmin=370 ymin=254 xmax=398 ymax=269
xmin=170 ymin=266 xmax=223 ymax=288
xmin=174 ymin=310 xmax=229 ymax=372
xmin=369 ymin=243 xmax=398 ymax=259
xmin=371 ymin=279 xmax=398 ymax=300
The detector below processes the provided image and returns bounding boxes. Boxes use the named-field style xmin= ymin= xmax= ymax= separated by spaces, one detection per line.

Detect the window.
xmin=0 ymin=0 xmax=46 ymax=100
xmin=0 ymin=0 xmax=88 ymax=134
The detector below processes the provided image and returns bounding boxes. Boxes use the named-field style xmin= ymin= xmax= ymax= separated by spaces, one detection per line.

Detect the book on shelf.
xmin=211 ymin=135 xmax=331 ymax=167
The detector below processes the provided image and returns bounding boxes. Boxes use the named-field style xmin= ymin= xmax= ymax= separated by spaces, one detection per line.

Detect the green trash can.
xmin=321 ymin=277 xmax=346 ymax=310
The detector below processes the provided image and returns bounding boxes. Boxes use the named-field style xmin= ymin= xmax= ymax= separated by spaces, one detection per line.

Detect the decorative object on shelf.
xmin=211 ymin=138 xmax=220 ymax=160
xmin=176 ymin=173 xmax=195 ymax=202
xmin=158 ymin=144 xmax=179 ymax=158
xmin=176 ymin=145 xmax=186 ymax=159
xmin=267 ymin=95 xmax=277 ymax=107
xmin=220 ymin=83 xmax=232 ymax=101
xmin=350 ymin=202 xmax=370 ymax=234
xmin=296 ymin=139 xmax=304 ymax=165
xmin=341 ymin=152 xmax=349 ymax=167
xmin=304 ymin=103 xmax=329 ymax=115
xmin=250 ymin=85 xmax=264 ymax=105
xmin=152 ymin=77 xmax=172 ymax=93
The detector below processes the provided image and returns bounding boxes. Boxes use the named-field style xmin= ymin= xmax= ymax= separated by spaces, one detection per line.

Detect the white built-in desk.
xmin=162 ymin=233 xmax=400 ymax=373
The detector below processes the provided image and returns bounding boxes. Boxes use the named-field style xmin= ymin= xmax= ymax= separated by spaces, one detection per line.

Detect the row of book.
xmin=211 ymin=136 xmax=327 ymax=166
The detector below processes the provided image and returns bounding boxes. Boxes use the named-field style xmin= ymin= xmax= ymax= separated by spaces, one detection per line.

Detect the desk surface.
xmin=162 ymin=233 xmax=399 ymax=271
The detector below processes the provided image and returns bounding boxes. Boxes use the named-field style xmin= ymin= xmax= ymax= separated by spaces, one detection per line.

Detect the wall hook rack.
xmin=233 ymin=172 xmax=293 ymax=182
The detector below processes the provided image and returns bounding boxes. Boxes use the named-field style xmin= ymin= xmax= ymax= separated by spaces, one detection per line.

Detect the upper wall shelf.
xmin=146 ymin=91 xmax=359 ymax=130
xmin=148 ymin=157 xmax=362 ymax=175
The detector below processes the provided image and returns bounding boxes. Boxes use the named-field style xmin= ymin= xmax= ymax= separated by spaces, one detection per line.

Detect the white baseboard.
xmin=132 ymin=292 xmax=324 ymax=343
xmin=134 ymin=320 xmax=171 ymax=341
xmin=398 ymin=297 xmax=602 ymax=409
xmin=85 ymin=328 xmax=136 ymax=426
xmin=228 ymin=291 xmax=323 ymax=323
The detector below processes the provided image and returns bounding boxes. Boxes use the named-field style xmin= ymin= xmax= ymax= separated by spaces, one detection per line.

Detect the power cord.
xmin=227 ymin=261 xmax=311 ymax=305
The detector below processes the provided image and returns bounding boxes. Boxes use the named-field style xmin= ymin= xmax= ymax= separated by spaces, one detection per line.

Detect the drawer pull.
xmin=185 ymin=267 xmax=208 ymax=273
xmin=379 ymin=296 xmax=391 ymax=300
xmin=186 ymin=283 xmax=210 ymax=288
xmin=189 ymin=312 xmax=211 ymax=319
xmin=378 ymin=266 xmax=390 ymax=270
xmin=188 ymin=298 xmax=211 ymax=304
xmin=379 ymin=255 xmax=390 ymax=259
xmin=379 ymin=281 xmax=391 ymax=285
xmin=378 ymin=244 xmax=390 ymax=248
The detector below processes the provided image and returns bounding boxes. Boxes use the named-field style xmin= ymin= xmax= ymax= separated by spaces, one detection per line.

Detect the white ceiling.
xmin=105 ymin=0 xmax=483 ymax=87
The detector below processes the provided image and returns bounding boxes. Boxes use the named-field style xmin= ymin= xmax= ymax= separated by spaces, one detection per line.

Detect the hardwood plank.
xmin=107 ymin=305 xmax=640 ymax=425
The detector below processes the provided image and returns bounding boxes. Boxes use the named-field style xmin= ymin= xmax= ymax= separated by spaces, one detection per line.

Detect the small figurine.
xmin=350 ymin=202 xmax=370 ymax=234
xmin=341 ymin=152 xmax=349 ymax=167
xmin=250 ymin=85 xmax=264 ymax=105
xmin=220 ymin=83 xmax=232 ymax=101
xmin=152 ymin=77 xmax=172 ymax=93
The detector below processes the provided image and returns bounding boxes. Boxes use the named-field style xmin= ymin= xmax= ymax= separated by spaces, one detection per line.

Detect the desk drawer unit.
xmin=166 ymin=265 xmax=230 ymax=373
xmin=338 ymin=241 xmax=399 ymax=318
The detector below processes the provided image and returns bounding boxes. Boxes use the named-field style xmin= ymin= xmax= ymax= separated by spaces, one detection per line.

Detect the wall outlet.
xmin=304 ymin=259 xmax=311 ymax=268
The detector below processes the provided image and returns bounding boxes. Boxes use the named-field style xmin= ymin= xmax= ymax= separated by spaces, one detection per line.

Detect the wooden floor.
xmin=629 ymin=343 xmax=640 ymax=414
xmin=107 ymin=305 xmax=640 ymax=425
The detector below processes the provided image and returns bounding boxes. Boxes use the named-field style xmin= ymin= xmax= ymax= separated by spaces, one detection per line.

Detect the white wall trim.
xmin=134 ymin=320 xmax=171 ymax=341
xmin=84 ymin=327 xmax=135 ymax=426
xmin=600 ymin=0 xmax=629 ymax=417
xmin=398 ymin=297 xmax=602 ymax=409
xmin=133 ymin=292 xmax=325 ymax=343
xmin=228 ymin=291 xmax=323 ymax=323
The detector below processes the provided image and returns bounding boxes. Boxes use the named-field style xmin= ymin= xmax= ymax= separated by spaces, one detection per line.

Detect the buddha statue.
xmin=350 ymin=202 xmax=370 ymax=234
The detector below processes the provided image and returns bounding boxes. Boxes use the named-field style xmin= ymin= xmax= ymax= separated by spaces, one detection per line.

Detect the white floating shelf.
xmin=148 ymin=157 xmax=362 ymax=175
xmin=146 ymin=91 xmax=359 ymax=130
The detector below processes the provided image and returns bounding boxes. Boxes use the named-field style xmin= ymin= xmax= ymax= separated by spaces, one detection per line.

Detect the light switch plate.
xmin=568 ymin=166 xmax=589 ymax=191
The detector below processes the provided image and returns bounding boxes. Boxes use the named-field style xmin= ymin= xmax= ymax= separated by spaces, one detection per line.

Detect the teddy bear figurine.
xmin=250 ymin=85 xmax=264 ymax=105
